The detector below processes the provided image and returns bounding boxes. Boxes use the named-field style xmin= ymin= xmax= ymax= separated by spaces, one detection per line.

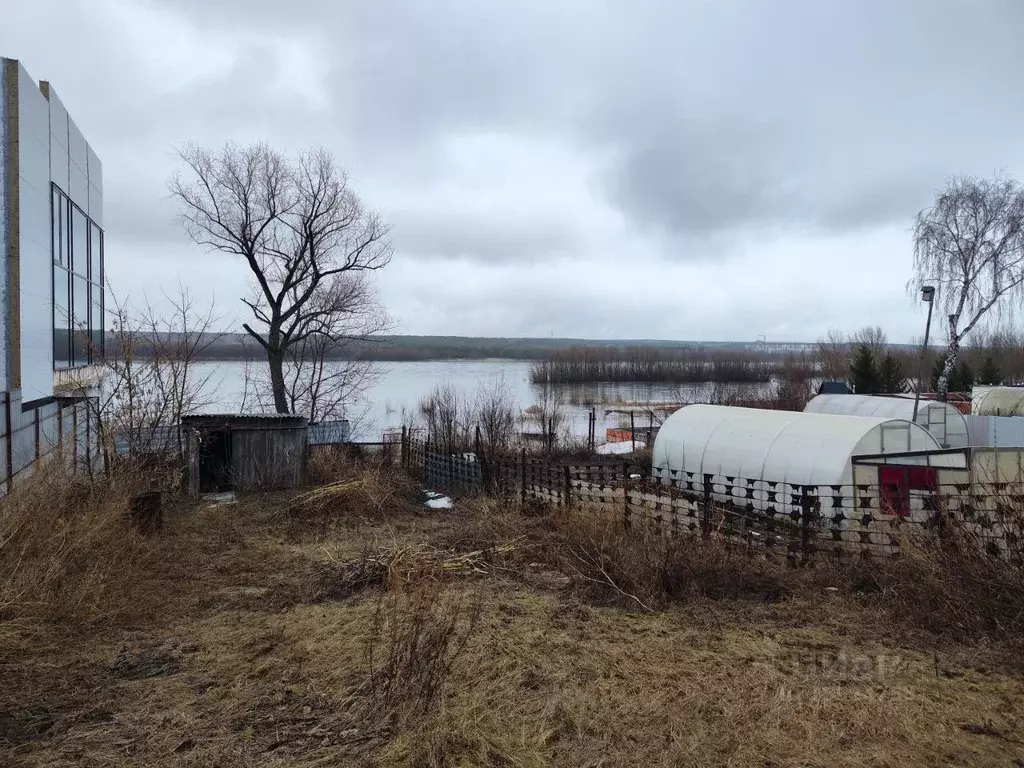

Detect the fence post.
xmin=4 ymin=392 xmax=12 ymax=488
xmin=401 ymin=425 xmax=407 ymax=468
xmin=701 ymin=473 xmax=713 ymax=539
xmin=800 ymin=487 xmax=816 ymax=566
xmin=564 ymin=464 xmax=572 ymax=507
xmin=520 ymin=446 xmax=526 ymax=507
xmin=622 ymin=460 xmax=630 ymax=523
xmin=933 ymin=487 xmax=949 ymax=543
xmin=475 ymin=424 xmax=481 ymax=458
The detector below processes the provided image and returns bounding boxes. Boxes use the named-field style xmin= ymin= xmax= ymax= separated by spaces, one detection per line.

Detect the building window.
xmin=53 ymin=268 xmax=71 ymax=368
xmin=51 ymin=184 xmax=103 ymax=370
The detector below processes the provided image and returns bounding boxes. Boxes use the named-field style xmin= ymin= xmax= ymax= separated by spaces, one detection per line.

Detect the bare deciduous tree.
xmin=170 ymin=143 xmax=392 ymax=415
xmin=851 ymin=326 xmax=888 ymax=359
xmin=240 ymin=273 xmax=389 ymax=427
xmin=83 ymin=284 xmax=223 ymax=478
xmin=816 ymin=328 xmax=851 ymax=382
xmin=911 ymin=174 xmax=1024 ymax=400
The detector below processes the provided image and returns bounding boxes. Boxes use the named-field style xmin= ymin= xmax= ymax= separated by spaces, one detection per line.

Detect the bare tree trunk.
xmin=267 ymin=346 xmax=289 ymax=414
xmin=936 ymin=314 xmax=959 ymax=401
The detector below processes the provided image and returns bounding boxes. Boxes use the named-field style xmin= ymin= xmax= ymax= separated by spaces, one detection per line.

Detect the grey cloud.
xmin=390 ymin=208 xmax=580 ymax=263
xmin=150 ymin=0 xmax=1024 ymax=243
xmin=6 ymin=0 xmax=1024 ymax=340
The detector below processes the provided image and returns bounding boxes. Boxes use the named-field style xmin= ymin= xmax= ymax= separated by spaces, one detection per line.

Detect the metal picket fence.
xmin=400 ymin=433 xmax=1024 ymax=563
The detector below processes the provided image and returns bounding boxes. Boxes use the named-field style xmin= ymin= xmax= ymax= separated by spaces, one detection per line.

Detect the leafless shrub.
xmin=361 ymin=582 xmax=483 ymax=724
xmin=474 ymin=376 xmax=519 ymax=455
xmin=417 ymin=378 xmax=524 ymax=455
xmin=84 ymin=284 xmax=223 ymax=486
xmin=816 ymin=327 xmax=851 ymax=382
xmin=548 ymin=510 xmax=792 ymax=611
xmin=525 ymin=384 xmax=568 ymax=454
xmin=844 ymin=527 xmax=1024 ymax=648
xmin=770 ymin=355 xmax=815 ymax=411
xmin=418 ymin=383 xmax=473 ymax=454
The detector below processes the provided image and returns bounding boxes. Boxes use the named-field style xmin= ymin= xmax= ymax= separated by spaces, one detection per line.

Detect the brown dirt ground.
xmin=2 ymin=488 xmax=1023 ymax=767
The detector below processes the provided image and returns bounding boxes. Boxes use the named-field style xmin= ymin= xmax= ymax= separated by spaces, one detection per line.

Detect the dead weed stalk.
xmin=360 ymin=581 xmax=484 ymax=726
xmin=550 ymin=509 xmax=793 ymax=610
xmin=845 ymin=526 xmax=1024 ymax=647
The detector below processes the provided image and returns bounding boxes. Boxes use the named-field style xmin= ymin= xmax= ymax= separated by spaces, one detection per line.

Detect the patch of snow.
xmin=425 ymin=495 xmax=454 ymax=509
xmin=595 ymin=440 xmax=646 ymax=455
xmin=203 ymin=491 xmax=237 ymax=505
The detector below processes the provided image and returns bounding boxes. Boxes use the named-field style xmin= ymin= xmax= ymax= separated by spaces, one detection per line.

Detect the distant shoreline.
xmin=108 ymin=333 xmax=854 ymax=364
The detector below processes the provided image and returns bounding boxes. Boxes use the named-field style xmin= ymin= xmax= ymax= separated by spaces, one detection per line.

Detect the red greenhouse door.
xmin=879 ymin=466 xmax=937 ymax=517
xmin=879 ymin=466 xmax=909 ymax=517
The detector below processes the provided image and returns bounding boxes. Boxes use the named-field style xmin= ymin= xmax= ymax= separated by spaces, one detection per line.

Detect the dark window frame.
xmin=51 ymin=183 xmax=104 ymax=371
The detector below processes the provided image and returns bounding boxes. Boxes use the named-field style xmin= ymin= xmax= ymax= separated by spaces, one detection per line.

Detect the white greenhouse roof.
xmin=971 ymin=386 xmax=1024 ymax=416
xmin=652 ymin=405 xmax=942 ymax=488
xmin=804 ymin=394 xmax=969 ymax=448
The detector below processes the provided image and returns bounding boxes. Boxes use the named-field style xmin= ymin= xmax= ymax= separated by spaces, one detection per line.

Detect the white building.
xmin=1 ymin=58 xmax=103 ymax=492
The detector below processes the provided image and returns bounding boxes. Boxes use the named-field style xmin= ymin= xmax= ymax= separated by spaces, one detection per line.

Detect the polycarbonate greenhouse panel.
xmin=652 ymin=404 xmax=943 ymax=489
xmin=804 ymin=394 xmax=968 ymax=449
xmin=971 ymin=386 xmax=1024 ymax=417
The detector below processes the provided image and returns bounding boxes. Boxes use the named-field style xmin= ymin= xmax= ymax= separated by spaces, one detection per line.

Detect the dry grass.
xmin=2 ymin=467 xmax=1024 ymax=766
xmin=843 ymin=530 xmax=1024 ymax=647
xmin=0 ymin=466 xmax=161 ymax=635
xmin=361 ymin=583 xmax=483 ymax=726
xmin=285 ymin=462 xmax=423 ymax=538
xmin=540 ymin=509 xmax=793 ymax=611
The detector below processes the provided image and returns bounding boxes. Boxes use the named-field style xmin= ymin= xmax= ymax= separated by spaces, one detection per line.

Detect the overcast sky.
xmin=4 ymin=0 xmax=1024 ymax=343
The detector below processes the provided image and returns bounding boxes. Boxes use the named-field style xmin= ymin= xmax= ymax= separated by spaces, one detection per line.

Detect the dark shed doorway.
xmin=197 ymin=427 xmax=233 ymax=492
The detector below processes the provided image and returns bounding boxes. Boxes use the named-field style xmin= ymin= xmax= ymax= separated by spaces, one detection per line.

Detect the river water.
xmin=190 ymin=359 xmax=768 ymax=440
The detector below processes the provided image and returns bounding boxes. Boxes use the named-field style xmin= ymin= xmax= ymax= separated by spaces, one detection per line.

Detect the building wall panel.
xmin=0 ymin=68 xmax=8 ymax=390
xmin=45 ymin=85 xmax=69 ymax=192
xmin=1 ymin=61 xmax=102 ymax=496
xmin=69 ymin=161 xmax=88 ymax=212
xmin=66 ymin=116 xmax=88 ymax=210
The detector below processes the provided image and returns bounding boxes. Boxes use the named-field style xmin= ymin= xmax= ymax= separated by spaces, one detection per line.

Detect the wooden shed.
xmin=183 ymin=414 xmax=308 ymax=494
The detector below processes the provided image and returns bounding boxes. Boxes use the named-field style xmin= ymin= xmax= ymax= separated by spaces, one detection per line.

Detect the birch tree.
xmin=911 ymin=174 xmax=1024 ymax=400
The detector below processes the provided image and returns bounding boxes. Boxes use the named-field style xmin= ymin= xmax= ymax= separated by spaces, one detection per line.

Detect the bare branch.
xmin=170 ymin=143 xmax=392 ymax=414
xmin=910 ymin=173 xmax=1024 ymax=399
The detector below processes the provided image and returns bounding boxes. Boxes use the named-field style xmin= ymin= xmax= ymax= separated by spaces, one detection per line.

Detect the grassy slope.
xmin=1 ymin=473 xmax=1023 ymax=767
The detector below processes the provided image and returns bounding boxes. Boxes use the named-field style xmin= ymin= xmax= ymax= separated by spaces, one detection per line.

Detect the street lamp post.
xmin=912 ymin=285 xmax=936 ymax=422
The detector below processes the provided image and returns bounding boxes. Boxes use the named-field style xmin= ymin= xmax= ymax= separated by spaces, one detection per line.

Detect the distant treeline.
xmin=108 ymin=333 xmax=818 ymax=363
xmin=529 ymin=346 xmax=784 ymax=384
